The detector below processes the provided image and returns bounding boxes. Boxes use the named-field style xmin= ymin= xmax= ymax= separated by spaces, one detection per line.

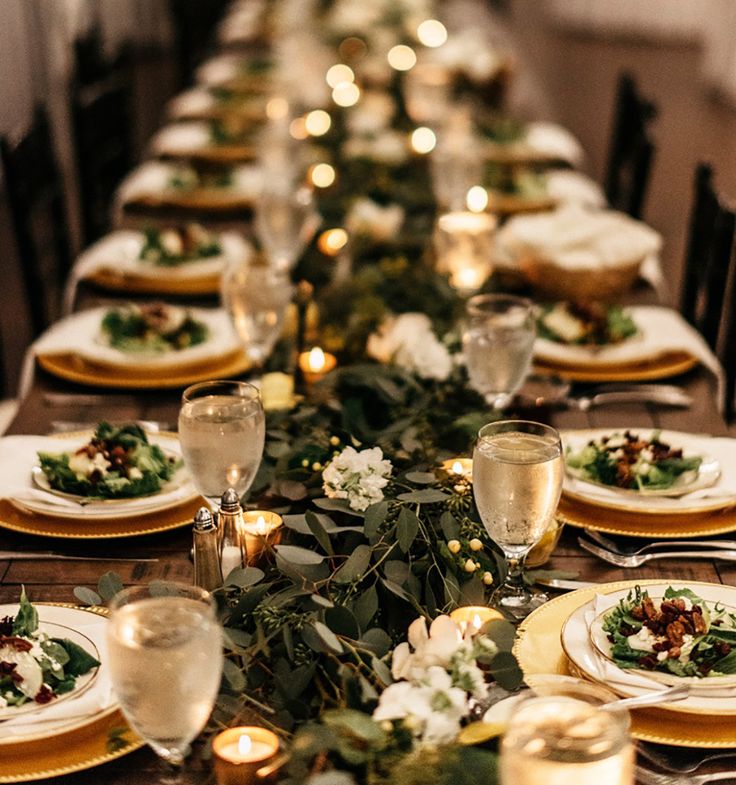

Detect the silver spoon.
xmin=602 ymin=684 xmax=690 ymax=712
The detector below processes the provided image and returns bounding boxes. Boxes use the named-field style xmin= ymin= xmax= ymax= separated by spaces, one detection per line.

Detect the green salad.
xmin=602 ymin=586 xmax=736 ymax=678
xmin=38 ymin=422 xmax=181 ymax=500
xmin=139 ymin=224 xmax=221 ymax=267
xmin=566 ymin=430 xmax=702 ymax=491
xmin=0 ymin=589 xmax=100 ymax=708
xmin=101 ymin=302 xmax=208 ymax=353
xmin=537 ymin=302 xmax=637 ymax=346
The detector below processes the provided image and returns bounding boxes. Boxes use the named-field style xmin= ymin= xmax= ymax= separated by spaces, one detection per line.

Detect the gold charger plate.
xmin=514 ymin=579 xmax=736 ymax=747
xmin=124 ymin=191 xmax=255 ymax=213
xmin=158 ymin=144 xmax=256 ymax=165
xmin=37 ymin=349 xmax=251 ymax=389
xmin=0 ymin=603 xmax=143 ymax=783
xmin=87 ymin=268 xmax=221 ymax=296
xmin=0 ymin=496 xmax=205 ymax=538
xmin=533 ymin=351 xmax=698 ymax=382
xmin=556 ymin=494 xmax=736 ymax=538
xmin=487 ymin=191 xmax=556 ymax=215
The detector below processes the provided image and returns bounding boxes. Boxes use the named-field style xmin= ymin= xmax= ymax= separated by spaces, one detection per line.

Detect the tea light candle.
xmin=242 ymin=511 xmax=283 ymax=564
xmin=298 ymin=347 xmax=337 ymax=385
xmin=434 ymin=211 xmax=496 ymax=294
xmin=450 ymin=605 xmax=504 ymax=635
xmin=440 ymin=458 xmax=473 ymax=481
xmin=213 ymin=727 xmax=279 ymax=785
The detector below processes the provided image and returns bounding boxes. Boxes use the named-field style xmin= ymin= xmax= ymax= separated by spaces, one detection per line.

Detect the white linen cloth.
xmin=150 ymin=122 xmax=213 ymax=156
xmin=1 ymin=610 xmax=114 ymax=737
xmin=522 ymin=122 xmax=584 ymax=167
xmin=63 ymin=230 xmax=252 ymax=313
xmin=545 ymin=171 xmax=606 ymax=209
xmin=195 ymin=54 xmax=244 ymax=87
xmin=167 ymin=87 xmax=218 ymax=119
xmin=0 ymin=434 xmax=193 ymax=514
xmin=19 ymin=306 xmax=241 ymax=398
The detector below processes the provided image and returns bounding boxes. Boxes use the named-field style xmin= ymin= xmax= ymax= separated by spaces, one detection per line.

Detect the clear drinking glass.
xmin=254 ymin=186 xmax=319 ymax=272
xmin=178 ymin=380 xmax=265 ymax=509
xmin=221 ymin=256 xmax=294 ymax=364
xmin=463 ymin=294 xmax=535 ymax=410
xmin=501 ymin=677 xmax=634 ymax=785
xmin=473 ymin=420 xmax=563 ymax=619
xmin=106 ymin=583 xmax=223 ymax=776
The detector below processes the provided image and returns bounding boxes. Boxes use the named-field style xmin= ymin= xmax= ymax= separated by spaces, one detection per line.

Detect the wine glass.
xmin=472 ymin=420 xmax=563 ymax=619
xmin=178 ymin=380 xmax=266 ymax=510
xmin=106 ymin=583 xmax=223 ymax=779
xmin=221 ymin=256 xmax=294 ymax=365
xmin=463 ymin=294 xmax=535 ymax=410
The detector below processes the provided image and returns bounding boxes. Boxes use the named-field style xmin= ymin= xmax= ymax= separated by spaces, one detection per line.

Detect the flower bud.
xmin=464 ymin=559 xmax=477 ymax=573
xmin=330 ymin=435 xmax=341 ymax=446
xmin=469 ymin=538 xmax=483 ymax=551
xmin=482 ymin=571 xmax=494 ymax=585
xmin=380 ymin=720 xmax=393 ymax=732
xmin=301 ymin=459 xmax=310 ymax=467
xmin=447 ymin=539 xmax=461 ymax=554
xmin=312 ymin=462 xmax=323 ymax=471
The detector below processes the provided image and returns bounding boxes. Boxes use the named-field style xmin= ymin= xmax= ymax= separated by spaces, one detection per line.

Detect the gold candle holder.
xmin=298 ymin=346 xmax=337 ymax=385
xmin=242 ymin=511 xmax=283 ymax=565
xmin=440 ymin=458 xmax=473 ymax=481
xmin=449 ymin=605 xmax=505 ymax=635
xmin=213 ymin=727 xmax=280 ymax=785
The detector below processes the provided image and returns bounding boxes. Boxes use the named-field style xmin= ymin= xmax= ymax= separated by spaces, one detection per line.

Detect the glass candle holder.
xmin=298 ymin=347 xmax=337 ymax=385
xmin=500 ymin=678 xmax=634 ymax=785
xmin=449 ymin=605 xmax=505 ymax=636
xmin=213 ymin=726 xmax=280 ymax=785
xmin=242 ymin=511 xmax=283 ymax=564
xmin=434 ymin=212 xmax=497 ymax=296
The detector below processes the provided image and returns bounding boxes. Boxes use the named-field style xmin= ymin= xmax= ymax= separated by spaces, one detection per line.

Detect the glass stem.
xmin=504 ymin=553 xmax=528 ymax=592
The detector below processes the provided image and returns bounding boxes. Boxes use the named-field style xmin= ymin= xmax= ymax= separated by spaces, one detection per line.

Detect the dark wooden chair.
xmin=0 ymin=106 xmax=72 ymax=338
xmin=168 ymin=0 xmax=231 ymax=87
xmin=604 ymin=72 xmax=657 ymax=219
xmin=70 ymin=28 xmax=134 ymax=244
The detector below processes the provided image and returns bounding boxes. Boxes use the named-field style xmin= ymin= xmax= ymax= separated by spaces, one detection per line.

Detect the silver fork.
xmin=639 ymin=745 xmax=736 ymax=775
xmin=578 ymin=537 xmax=736 ymax=567
xmin=637 ymin=764 xmax=736 ymax=785
xmin=585 ymin=529 xmax=736 ymax=555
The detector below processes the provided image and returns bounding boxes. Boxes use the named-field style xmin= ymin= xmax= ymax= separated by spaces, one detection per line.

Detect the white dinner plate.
xmin=561 ymin=582 xmax=736 ymax=716
xmin=561 ymin=429 xmax=736 ymax=515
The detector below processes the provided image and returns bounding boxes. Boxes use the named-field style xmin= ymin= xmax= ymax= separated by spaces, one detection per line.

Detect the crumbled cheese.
xmin=628 ymin=627 xmax=657 ymax=652
xmin=160 ymin=229 xmax=184 ymax=256
xmin=542 ymin=307 xmax=586 ymax=343
xmin=657 ymin=651 xmax=668 ymax=661
xmin=129 ymin=467 xmax=143 ymax=480
xmin=69 ymin=451 xmax=111 ymax=479
xmin=679 ymin=634 xmax=696 ymax=663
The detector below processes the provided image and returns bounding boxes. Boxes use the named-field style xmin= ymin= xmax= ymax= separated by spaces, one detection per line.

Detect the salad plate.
xmin=561 ymin=430 xmax=736 ymax=515
xmin=515 ymin=579 xmax=736 ymax=746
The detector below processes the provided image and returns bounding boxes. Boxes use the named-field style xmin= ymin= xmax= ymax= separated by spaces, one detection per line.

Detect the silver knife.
xmin=535 ymin=577 xmax=599 ymax=591
xmin=569 ymin=385 xmax=693 ymax=411
xmin=0 ymin=551 xmax=159 ymax=562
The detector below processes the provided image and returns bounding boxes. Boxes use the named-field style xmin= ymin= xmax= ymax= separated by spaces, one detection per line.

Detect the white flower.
xmin=322 ymin=446 xmax=392 ymax=511
xmin=342 ymin=130 xmax=409 ymax=165
xmin=367 ymin=313 xmax=453 ymax=381
xmin=345 ymin=198 xmax=404 ymax=242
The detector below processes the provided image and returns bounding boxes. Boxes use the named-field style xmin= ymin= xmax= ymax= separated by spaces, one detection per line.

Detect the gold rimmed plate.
xmin=37 ymin=349 xmax=251 ymax=390
xmin=87 ymin=268 xmax=221 ymax=296
xmin=534 ymin=351 xmax=698 ymax=382
xmin=515 ymin=579 xmax=736 ymax=746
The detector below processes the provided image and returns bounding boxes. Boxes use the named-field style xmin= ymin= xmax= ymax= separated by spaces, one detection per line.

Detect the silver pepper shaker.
xmin=218 ymin=488 xmax=247 ymax=578
xmin=192 ymin=507 xmax=223 ymax=591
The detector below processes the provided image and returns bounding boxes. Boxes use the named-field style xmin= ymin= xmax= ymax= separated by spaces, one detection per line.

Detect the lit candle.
xmin=440 ymin=458 xmax=473 ymax=481
xmin=213 ymin=727 xmax=280 ymax=785
xmin=450 ymin=605 xmax=504 ymax=635
xmin=298 ymin=347 xmax=337 ymax=385
xmin=242 ymin=511 xmax=283 ymax=564
xmin=434 ymin=211 xmax=496 ymax=294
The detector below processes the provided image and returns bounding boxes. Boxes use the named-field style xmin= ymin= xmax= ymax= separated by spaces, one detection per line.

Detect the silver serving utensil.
xmin=0 ymin=551 xmax=158 ymax=562
xmin=638 ymin=745 xmax=736 ymax=775
xmin=569 ymin=384 xmax=693 ymax=411
xmin=636 ymin=764 xmax=736 ymax=785
xmin=578 ymin=537 xmax=736 ymax=567
xmin=585 ymin=529 xmax=736 ymax=555
xmin=533 ymin=577 xmax=600 ymax=591
xmin=602 ymin=684 xmax=690 ymax=712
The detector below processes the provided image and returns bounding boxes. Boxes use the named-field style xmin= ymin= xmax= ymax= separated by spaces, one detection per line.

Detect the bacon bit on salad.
xmin=0 ymin=636 xmax=34 ymax=652
xmin=34 ymin=685 xmax=55 ymax=704
xmin=0 ymin=616 xmax=12 ymax=636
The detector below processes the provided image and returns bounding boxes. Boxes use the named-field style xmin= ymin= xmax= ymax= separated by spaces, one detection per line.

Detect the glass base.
xmin=492 ymin=584 xmax=549 ymax=621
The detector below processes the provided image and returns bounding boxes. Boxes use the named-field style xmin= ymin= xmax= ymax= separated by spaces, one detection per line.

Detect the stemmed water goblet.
xmin=178 ymin=380 xmax=266 ymax=512
xmin=472 ymin=420 xmax=563 ymax=619
xmin=463 ymin=293 xmax=535 ymax=410
xmin=106 ymin=583 xmax=223 ymax=782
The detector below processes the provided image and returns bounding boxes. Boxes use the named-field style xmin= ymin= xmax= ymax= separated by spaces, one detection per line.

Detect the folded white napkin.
xmin=63 ymin=230 xmax=251 ymax=313
xmin=545 ymin=171 xmax=606 ymax=209
xmin=150 ymin=122 xmax=213 ymax=155
xmin=0 ymin=433 xmax=193 ymax=515
xmin=584 ymin=593 xmax=736 ymax=699
xmin=1 ymin=612 xmax=114 ymax=737
xmin=19 ymin=306 xmax=241 ymax=398
xmin=524 ymin=122 xmax=584 ymax=167
xmin=195 ymin=54 xmax=243 ymax=87
xmin=167 ymin=88 xmax=217 ymax=119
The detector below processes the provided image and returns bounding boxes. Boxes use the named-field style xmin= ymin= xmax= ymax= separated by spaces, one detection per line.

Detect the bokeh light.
xmin=387 ymin=45 xmax=417 ymax=71
xmin=305 ymin=109 xmax=332 ymax=136
xmin=411 ymin=126 xmax=437 ymax=153
xmin=417 ymin=19 xmax=448 ymax=48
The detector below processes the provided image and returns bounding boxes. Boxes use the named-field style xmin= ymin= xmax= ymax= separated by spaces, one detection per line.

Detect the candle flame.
xmin=452 ymin=461 xmax=464 ymax=475
xmin=256 ymin=515 xmax=267 ymax=535
xmin=309 ymin=347 xmax=326 ymax=372
xmin=238 ymin=734 xmax=252 ymax=756
xmin=472 ymin=613 xmax=482 ymax=631
xmin=226 ymin=464 xmax=241 ymax=485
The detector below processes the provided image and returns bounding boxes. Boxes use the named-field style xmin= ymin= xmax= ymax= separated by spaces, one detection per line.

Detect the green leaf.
xmin=381 ymin=577 xmax=413 ymax=604
xmin=488 ymin=650 xmax=524 ymax=690
xmin=275 ymin=544 xmax=326 ymax=565
xmin=371 ymin=655 xmax=392 ymax=685
xmin=334 ymin=544 xmax=371 ymax=584
xmin=97 ymin=572 xmax=124 ymax=603
xmin=359 ymin=628 xmax=392 ymax=657
xmin=481 ymin=619 xmax=516 ymax=651
xmin=313 ymin=498 xmax=365 ymax=517
xmin=222 ymin=628 xmax=252 ymax=648
xmin=443 ymin=570 xmax=462 ymax=605
xmin=325 ymin=606 xmax=360 ymax=639
xmin=222 ymin=658 xmax=246 ymax=691
xmin=397 ymin=507 xmax=420 ymax=552
xmin=12 ymin=588 xmax=39 ymax=635
xmin=73 ymin=587 xmax=102 ymax=607
xmin=439 ymin=511 xmax=460 ymax=540
xmin=303 ymin=621 xmax=343 ymax=654
xmin=322 ymin=708 xmax=385 ymax=742
xmin=405 ymin=471 xmax=438 ymax=484
xmin=310 ymin=593 xmax=334 ymax=608
xmin=306 ymin=511 xmax=334 ymax=556
xmin=352 ymin=585 xmax=378 ymax=631
xmin=460 ymin=577 xmax=486 ymax=606
xmin=59 ymin=638 xmax=100 ymax=676
xmin=224 ymin=566 xmax=265 ymax=588
xmin=266 ymin=440 xmax=291 ymax=458
xmin=397 ymin=489 xmax=449 ymax=504
xmin=364 ymin=500 xmax=389 ymax=541
xmin=384 ymin=560 xmax=409 ymax=585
